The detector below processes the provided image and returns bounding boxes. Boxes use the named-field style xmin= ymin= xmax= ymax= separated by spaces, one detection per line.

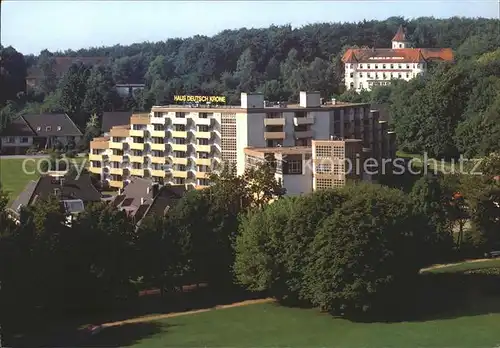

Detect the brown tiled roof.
xmin=26 ymin=57 xmax=110 ymax=79
xmin=392 ymin=25 xmax=406 ymax=41
xmin=342 ymin=48 xmax=453 ymax=63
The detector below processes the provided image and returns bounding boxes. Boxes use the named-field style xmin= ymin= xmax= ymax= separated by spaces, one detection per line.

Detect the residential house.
xmin=0 ymin=113 xmax=83 ymax=154
xmin=110 ymin=177 xmax=191 ymax=224
xmin=8 ymin=172 xmax=102 ymax=222
xmin=26 ymin=56 xmax=111 ymax=88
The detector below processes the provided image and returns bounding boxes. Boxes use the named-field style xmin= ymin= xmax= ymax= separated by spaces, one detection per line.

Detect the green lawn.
xmin=0 ymin=156 xmax=88 ymax=204
xmin=87 ymin=301 xmax=500 ymax=348
xmin=422 ymin=259 xmax=500 ymax=274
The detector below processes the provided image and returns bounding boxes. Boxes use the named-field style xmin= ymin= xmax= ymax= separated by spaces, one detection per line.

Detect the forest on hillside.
xmin=0 ymin=16 xmax=499 ymax=157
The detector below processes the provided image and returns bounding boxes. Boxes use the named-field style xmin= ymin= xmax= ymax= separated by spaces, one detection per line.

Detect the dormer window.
xmin=46 ymin=126 xmax=51 ymax=131
xmin=36 ymin=126 xmax=41 ymax=131
xmin=57 ymin=126 xmax=62 ymax=131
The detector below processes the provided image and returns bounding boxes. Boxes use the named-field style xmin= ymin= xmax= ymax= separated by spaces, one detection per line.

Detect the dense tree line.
xmin=1 ymin=17 xmax=498 ymax=138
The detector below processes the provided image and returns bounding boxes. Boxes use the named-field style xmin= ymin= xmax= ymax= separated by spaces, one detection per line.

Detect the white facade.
xmin=344 ymin=60 xmax=426 ymax=92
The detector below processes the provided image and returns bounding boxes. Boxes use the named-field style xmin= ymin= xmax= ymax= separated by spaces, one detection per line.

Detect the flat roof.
xmin=151 ymin=101 xmax=369 ymax=113
xmin=245 ymin=146 xmax=312 ymax=156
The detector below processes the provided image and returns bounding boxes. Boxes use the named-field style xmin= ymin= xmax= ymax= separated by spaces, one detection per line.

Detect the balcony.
xmin=130 ymin=129 xmax=146 ymax=137
xmin=89 ymin=166 xmax=102 ymax=175
xmin=109 ymin=167 xmax=123 ymax=175
xmin=130 ymin=142 xmax=145 ymax=150
xmin=89 ymin=153 xmax=104 ymax=161
xmin=196 ymin=158 xmax=211 ymax=166
xmin=129 ymin=155 xmax=144 ymax=163
xmin=196 ymin=131 xmax=211 ymax=139
xmin=151 ymin=116 xmax=165 ymax=124
xmin=173 ymin=170 xmax=188 ymax=178
xmin=109 ymin=180 xmax=124 ymax=189
xmin=196 ymin=172 xmax=209 ymax=179
xmin=294 ymin=117 xmax=314 ymax=126
xmin=109 ymin=141 xmax=124 ymax=150
xmin=109 ymin=154 xmax=123 ymax=162
xmin=151 ymin=156 xmax=165 ymax=164
xmin=295 ymin=130 xmax=314 ymax=138
xmin=151 ymin=169 xmax=166 ymax=178
xmin=264 ymin=118 xmax=285 ymax=126
xmin=172 ymin=157 xmax=188 ymax=165
xmin=171 ymin=143 xmax=187 ymax=151
xmin=196 ymin=118 xmax=211 ymax=126
xmin=130 ymin=168 xmax=144 ymax=176
xmin=172 ymin=118 xmax=187 ymax=125
xmin=196 ymin=144 xmax=211 ymax=152
xmin=264 ymin=131 xmax=285 ymax=140
xmin=172 ymin=131 xmax=187 ymax=138
xmin=150 ymin=143 xmax=165 ymax=151
xmin=151 ymin=129 xmax=165 ymax=138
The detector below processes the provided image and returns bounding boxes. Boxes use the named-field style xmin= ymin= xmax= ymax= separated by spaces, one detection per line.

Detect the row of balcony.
xmin=264 ymin=116 xmax=315 ymax=127
xmin=130 ymin=128 xmax=217 ymax=138
xmin=264 ymin=130 xmax=314 ymax=140
xmin=150 ymin=116 xmax=215 ymax=126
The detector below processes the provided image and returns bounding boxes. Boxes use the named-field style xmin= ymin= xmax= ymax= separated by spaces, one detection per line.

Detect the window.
xmin=382 ymin=64 xmax=386 ymax=69
xmin=175 ymin=125 xmax=186 ymax=131
xmin=36 ymin=126 xmax=41 ymax=131
xmin=367 ymin=73 xmax=371 ymax=78
xmin=21 ymin=137 xmax=29 ymax=143
xmin=406 ymin=64 xmax=410 ymax=69
xmin=198 ymin=125 xmax=209 ymax=132
xmin=359 ymin=64 xmax=363 ymax=69
xmin=175 ymin=112 xmax=185 ymax=118
xmin=398 ymin=73 xmax=402 ymax=78
xmin=57 ymin=126 xmax=62 ymax=131
xmin=398 ymin=64 xmax=402 ymax=69
xmin=359 ymin=73 xmax=362 ymax=78
xmin=6 ymin=137 xmax=15 ymax=143
xmin=174 ymin=137 xmax=186 ymax=144
xmin=406 ymin=73 xmax=410 ymax=78
xmin=399 ymin=44 xmax=402 ymax=48
xmin=359 ymin=82 xmax=363 ymax=89
xmin=197 ymin=151 xmax=209 ymax=159
xmin=390 ymin=64 xmax=394 ymax=68
xmin=374 ymin=64 xmax=378 ymax=69
xmin=347 ymin=64 xmax=350 ymax=69
xmin=46 ymin=126 xmax=51 ymax=131
xmin=197 ymin=138 xmax=209 ymax=145
xmin=350 ymin=72 xmax=353 ymax=78
xmin=367 ymin=64 xmax=371 ymax=69
xmin=286 ymin=160 xmax=302 ymax=174
xmin=198 ymin=178 xmax=209 ymax=186
xmin=383 ymin=73 xmax=386 ymax=79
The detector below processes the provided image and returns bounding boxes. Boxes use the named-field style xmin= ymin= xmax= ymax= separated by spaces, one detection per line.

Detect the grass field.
xmin=422 ymin=258 xmax=500 ymax=274
xmin=86 ymin=301 xmax=500 ymax=348
xmin=0 ymin=156 xmax=88 ymax=204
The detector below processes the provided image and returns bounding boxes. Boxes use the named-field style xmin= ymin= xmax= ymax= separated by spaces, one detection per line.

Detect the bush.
xmin=235 ymin=183 xmax=435 ymax=319
xmin=65 ymin=149 xmax=77 ymax=158
xmin=303 ymin=184 xmax=427 ymax=318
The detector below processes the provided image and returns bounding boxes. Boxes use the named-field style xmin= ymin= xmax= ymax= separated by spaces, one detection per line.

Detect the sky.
xmin=1 ymin=0 xmax=499 ymax=55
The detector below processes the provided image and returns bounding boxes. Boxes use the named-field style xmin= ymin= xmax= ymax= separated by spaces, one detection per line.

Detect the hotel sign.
xmin=173 ymin=95 xmax=226 ymax=103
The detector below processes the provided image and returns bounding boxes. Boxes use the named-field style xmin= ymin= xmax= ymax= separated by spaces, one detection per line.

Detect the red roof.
xmin=392 ymin=25 xmax=406 ymax=41
xmin=342 ymin=48 xmax=453 ymax=64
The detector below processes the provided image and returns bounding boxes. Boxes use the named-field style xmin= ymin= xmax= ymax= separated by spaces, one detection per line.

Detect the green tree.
xmin=59 ymin=63 xmax=91 ymax=126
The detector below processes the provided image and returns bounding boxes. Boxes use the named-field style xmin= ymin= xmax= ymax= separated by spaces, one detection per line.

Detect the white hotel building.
xmin=89 ymin=92 xmax=395 ymax=195
xmin=342 ymin=25 xmax=454 ymax=92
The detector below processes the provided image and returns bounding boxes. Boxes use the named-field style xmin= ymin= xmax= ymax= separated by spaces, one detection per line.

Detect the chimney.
xmin=330 ymin=135 xmax=334 ymax=140
xmin=140 ymin=197 xmax=145 ymax=205
xmin=146 ymin=187 xmax=150 ymax=194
